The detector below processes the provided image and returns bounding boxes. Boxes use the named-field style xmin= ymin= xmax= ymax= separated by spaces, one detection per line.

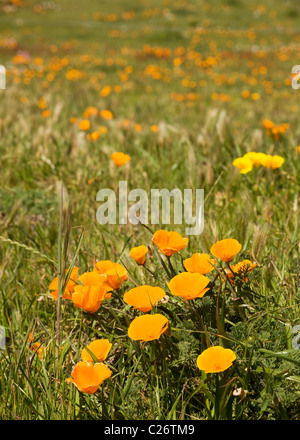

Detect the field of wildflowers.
xmin=0 ymin=0 xmax=300 ymax=422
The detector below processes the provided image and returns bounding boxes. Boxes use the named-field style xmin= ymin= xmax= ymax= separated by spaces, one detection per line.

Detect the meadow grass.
xmin=0 ymin=0 xmax=300 ymax=420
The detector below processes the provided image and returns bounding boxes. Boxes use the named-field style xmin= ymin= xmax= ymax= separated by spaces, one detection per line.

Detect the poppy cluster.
xmin=262 ymin=119 xmax=289 ymax=140
xmin=48 ymin=260 xmax=128 ymax=314
xmin=233 ymin=152 xmax=285 ymax=174
xmin=58 ymin=231 xmax=257 ymax=394
xmin=66 ymin=339 xmax=112 ymax=394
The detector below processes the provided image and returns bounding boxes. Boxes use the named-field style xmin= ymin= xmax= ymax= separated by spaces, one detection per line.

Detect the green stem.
xmin=166 ymin=256 xmax=177 ymax=277
xmin=214 ymin=373 xmax=220 ymax=420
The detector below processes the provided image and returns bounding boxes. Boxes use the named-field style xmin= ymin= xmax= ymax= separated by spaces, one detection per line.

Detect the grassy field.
xmin=0 ymin=0 xmax=300 ymax=421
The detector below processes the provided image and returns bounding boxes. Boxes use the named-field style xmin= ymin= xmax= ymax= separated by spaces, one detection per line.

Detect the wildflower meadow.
xmin=0 ymin=0 xmax=300 ymax=424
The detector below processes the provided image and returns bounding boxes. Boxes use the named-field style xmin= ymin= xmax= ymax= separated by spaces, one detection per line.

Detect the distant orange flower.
xmin=241 ymin=90 xmax=250 ymax=98
xmin=150 ymin=125 xmax=159 ymax=132
xmin=87 ymin=131 xmax=101 ymax=141
xmin=168 ymin=272 xmax=210 ymax=300
xmin=262 ymin=119 xmax=275 ymax=130
xmin=66 ymin=361 xmax=112 ymax=394
xmin=49 ymin=267 xmax=79 ymax=299
xmin=27 ymin=333 xmax=44 ymax=359
xmin=263 ymin=119 xmax=289 ymax=140
xmin=66 ymin=68 xmax=85 ymax=81
xmin=100 ymin=86 xmax=111 ymax=97
xmin=110 ymin=152 xmax=131 ymax=167
xmin=81 ymin=339 xmax=112 ymax=363
xmin=100 ymin=109 xmax=113 ymax=120
xmin=152 ymin=230 xmax=188 ymax=257
xmin=210 ymin=239 xmax=242 ymax=263
xmin=129 ymin=245 xmax=148 ymax=265
xmin=30 ymin=341 xmax=44 ymax=359
xmin=296 ymin=146 xmax=300 ymax=154
xmin=128 ymin=314 xmax=169 ymax=342
xmin=41 ymin=109 xmax=51 ymax=118
xmin=78 ymin=119 xmax=90 ymax=130
xmin=123 ymin=285 xmax=166 ymax=312
xmin=83 ymin=106 xmax=98 ymax=118
xmin=99 ymin=126 xmax=108 ymax=134
xmin=196 ymin=346 xmax=236 ymax=373
xmin=95 ymin=260 xmax=128 ymax=290
xmin=27 ymin=333 xmax=34 ymax=343
xmin=183 ymin=253 xmax=216 ymax=275
xmin=71 ymin=284 xmax=110 ymax=314
xmin=38 ymin=97 xmax=47 ymax=109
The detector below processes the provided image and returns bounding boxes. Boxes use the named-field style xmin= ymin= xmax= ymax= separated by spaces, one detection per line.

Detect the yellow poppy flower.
xmin=232 ymin=157 xmax=253 ymax=174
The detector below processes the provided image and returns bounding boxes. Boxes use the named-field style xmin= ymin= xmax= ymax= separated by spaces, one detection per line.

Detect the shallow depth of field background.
xmin=0 ymin=0 xmax=300 ymax=420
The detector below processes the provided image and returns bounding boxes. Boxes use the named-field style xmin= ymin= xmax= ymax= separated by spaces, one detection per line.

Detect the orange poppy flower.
xmin=71 ymin=284 xmax=110 ymax=314
xmin=129 ymin=245 xmax=148 ymax=265
xmin=225 ymin=259 xmax=256 ymax=283
xmin=196 ymin=346 xmax=236 ymax=373
xmin=210 ymin=239 xmax=242 ymax=263
xmin=81 ymin=339 xmax=112 ymax=363
xmin=79 ymin=270 xmax=113 ymax=299
xmin=128 ymin=314 xmax=169 ymax=342
xmin=87 ymin=131 xmax=101 ymax=141
xmin=49 ymin=267 xmax=79 ymax=300
xmin=95 ymin=260 xmax=128 ymax=290
xmin=79 ymin=270 xmax=107 ymax=286
xmin=123 ymin=285 xmax=166 ymax=312
xmin=110 ymin=152 xmax=131 ymax=167
xmin=66 ymin=361 xmax=112 ymax=394
xmin=83 ymin=106 xmax=98 ymax=118
xmin=168 ymin=272 xmax=210 ymax=300
xmin=152 ymin=230 xmax=189 ymax=257
xmin=183 ymin=253 xmax=216 ymax=275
